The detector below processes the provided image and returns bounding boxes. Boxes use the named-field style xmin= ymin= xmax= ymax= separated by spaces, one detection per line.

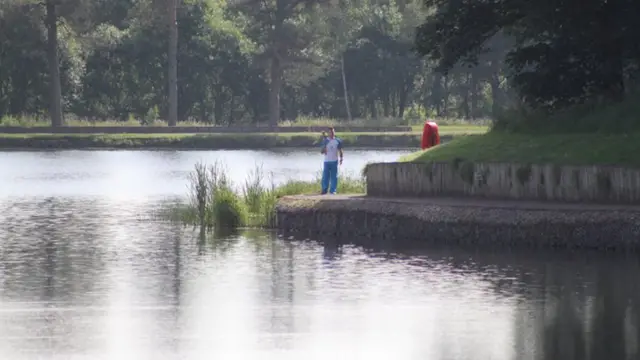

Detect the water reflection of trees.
xmin=438 ymin=249 xmax=640 ymax=360
xmin=301 ymin=235 xmax=640 ymax=360
xmin=150 ymin=226 xmax=640 ymax=359
xmin=0 ymin=197 xmax=108 ymax=351
xmin=0 ymin=198 xmax=107 ymax=303
xmin=525 ymin=259 xmax=640 ymax=360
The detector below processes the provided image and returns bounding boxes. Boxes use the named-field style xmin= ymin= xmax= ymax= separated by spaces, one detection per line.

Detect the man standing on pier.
xmin=320 ymin=127 xmax=343 ymax=194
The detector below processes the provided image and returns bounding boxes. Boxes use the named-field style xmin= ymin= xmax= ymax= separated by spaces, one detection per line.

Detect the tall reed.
xmin=171 ymin=161 xmax=365 ymax=230
xmin=185 ymin=161 xmax=248 ymax=230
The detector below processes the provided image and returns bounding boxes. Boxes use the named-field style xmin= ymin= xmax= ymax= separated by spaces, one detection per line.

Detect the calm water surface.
xmin=0 ymin=149 xmax=639 ymax=360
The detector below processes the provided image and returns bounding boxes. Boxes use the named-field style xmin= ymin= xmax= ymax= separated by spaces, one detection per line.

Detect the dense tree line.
xmin=0 ymin=0 xmax=510 ymax=126
xmin=415 ymin=0 xmax=640 ymax=112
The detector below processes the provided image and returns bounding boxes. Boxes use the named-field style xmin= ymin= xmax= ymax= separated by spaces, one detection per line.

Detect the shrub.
xmin=210 ymin=187 xmax=248 ymax=230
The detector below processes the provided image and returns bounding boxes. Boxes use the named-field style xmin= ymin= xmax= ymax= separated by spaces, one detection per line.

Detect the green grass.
xmin=0 ymin=133 xmax=207 ymax=138
xmin=0 ymin=130 xmax=484 ymax=149
xmin=279 ymin=115 xmax=492 ymax=128
xmin=0 ymin=113 xmax=490 ymax=130
xmin=0 ymin=132 xmax=419 ymax=149
xmin=492 ymin=93 xmax=640 ymax=134
xmin=409 ymin=124 xmax=488 ymax=134
xmin=400 ymin=132 xmax=640 ymax=166
xmin=164 ymin=161 xmax=365 ymax=229
xmin=401 ymin=96 xmax=640 ymax=167
xmin=0 ymin=126 xmax=483 ymax=138
xmin=0 ymin=132 xmax=408 ymax=138
xmin=0 ymin=115 xmax=202 ymax=127
xmin=0 ymin=115 xmax=489 ymax=149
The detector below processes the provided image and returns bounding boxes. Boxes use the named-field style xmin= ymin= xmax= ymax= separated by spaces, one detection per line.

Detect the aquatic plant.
xmin=168 ymin=161 xmax=365 ymax=230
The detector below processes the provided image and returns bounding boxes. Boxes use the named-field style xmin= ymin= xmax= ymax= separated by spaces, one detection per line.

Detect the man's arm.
xmin=320 ymin=138 xmax=328 ymax=154
xmin=338 ymin=139 xmax=344 ymax=163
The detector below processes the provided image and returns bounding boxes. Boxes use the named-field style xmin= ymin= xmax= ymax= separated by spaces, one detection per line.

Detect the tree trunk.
xmin=470 ymin=71 xmax=478 ymax=119
xmin=228 ymin=96 xmax=235 ymax=125
xmin=351 ymin=95 xmax=361 ymax=118
xmin=443 ymin=74 xmax=449 ymax=118
xmin=340 ymin=56 xmax=352 ymax=121
xmin=45 ymin=0 xmax=63 ymax=127
xmin=398 ymin=82 xmax=409 ymax=118
xmin=200 ymin=95 xmax=207 ymax=123
xmin=167 ymin=0 xmax=178 ymax=126
xmin=391 ymin=92 xmax=397 ymax=117
xmin=599 ymin=0 xmax=625 ymax=102
xmin=490 ymin=71 xmax=502 ymax=117
xmin=431 ymin=73 xmax=443 ymax=116
xmin=369 ymin=98 xmax=377 ymax=118
xmin=382 ymin=91 xmax=390 ymax=117
xmin=462 ymin=73 xmax=470 ymax=119
xmin=268 ymin=56 xmax=282 ymax=127
xmin=213 ymin=88 xmax=223 ymax=125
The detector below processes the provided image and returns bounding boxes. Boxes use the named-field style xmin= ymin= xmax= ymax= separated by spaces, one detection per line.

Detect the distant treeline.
xmin=3 ymin=0 xmax=635 ymax=130
xmin=0 ymin=0 xmax=512 ymax=127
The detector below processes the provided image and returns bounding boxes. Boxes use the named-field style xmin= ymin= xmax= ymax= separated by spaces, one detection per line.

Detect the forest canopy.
xmin=3 ymin=0 xmax=636 ymax=128
xmin=0 ymin=0 xmax=509 ymax=126
xmin=415 ymin=0 xmax=640 ymax=110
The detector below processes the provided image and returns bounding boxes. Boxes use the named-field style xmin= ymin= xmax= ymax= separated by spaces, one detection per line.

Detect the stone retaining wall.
xmin=365 ymin=161 xmax=640 ymax=204
xmin=276 ymin=196 xmax=640 ymax=251
xmin=0 ymin=125 xmax=411 ymax=134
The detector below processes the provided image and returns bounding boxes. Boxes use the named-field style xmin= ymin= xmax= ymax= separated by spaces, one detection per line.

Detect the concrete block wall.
xmin=365 ymin=161 xmax=640 ymax=204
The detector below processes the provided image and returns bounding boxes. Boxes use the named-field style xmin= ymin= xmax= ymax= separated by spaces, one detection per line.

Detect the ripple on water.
xmin=1 ymin=148 xmax=640 ymax=358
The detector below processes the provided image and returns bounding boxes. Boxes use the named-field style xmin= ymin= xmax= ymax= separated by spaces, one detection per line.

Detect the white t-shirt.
xmin=322 ymin=137 xmax=342 ymax=162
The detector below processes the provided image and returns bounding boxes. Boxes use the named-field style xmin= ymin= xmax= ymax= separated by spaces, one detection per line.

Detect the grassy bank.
xmin=1 ymin=114 xmax=490 ymax=129
xmin=400 ymin=96 xmax=640 ymax=167
xmin=0 ymin=130 xmax=485 ymax=149
xmin=409 ymin=124 xmax=487 ymax=134
xmin=164 ymin=162 xmax=365 ymax=229
xmin=0 ymin=132 xmax=425 ymax=149
xmin=400 ymin=132 xmax=640 ymax=166
xmin=492 ymin=94 xmax=640 ymax=134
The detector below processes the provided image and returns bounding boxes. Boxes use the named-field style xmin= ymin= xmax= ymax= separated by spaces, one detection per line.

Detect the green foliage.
xmin=0 ymin=0 xmax=505 ymax=126
xmin=171 ymin=162 xmax=365 ymax=229
xmin=187 ymin=161 xmax=248 ymax=230
xmin=241 ymin=164 xmax=277 ymax=227
xmin=492 ymin=94 xmax=640 ymax=134
xmin=211 ymin=187 xmax=249 ymax=229
xmin=415 ymin=0 xmax=640 ymax=112
xmin=0 ymin=131 xmax=429 ymax=149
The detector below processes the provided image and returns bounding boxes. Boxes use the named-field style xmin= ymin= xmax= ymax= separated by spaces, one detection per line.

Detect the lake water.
xmin=1 ymin=149 xmax=639 ymax=360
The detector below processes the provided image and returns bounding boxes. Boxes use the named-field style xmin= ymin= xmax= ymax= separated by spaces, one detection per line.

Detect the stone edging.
xmin=365 ymin=161 xmax=640 ymax=204
xmin=276 ymin=196 xmax=640 ymax=251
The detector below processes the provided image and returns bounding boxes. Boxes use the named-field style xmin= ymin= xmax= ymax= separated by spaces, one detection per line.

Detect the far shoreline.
xmin=0 ymin=132 xmax=454 ymax=150
xmin=0 ymin=146 xmax=416 ymax=152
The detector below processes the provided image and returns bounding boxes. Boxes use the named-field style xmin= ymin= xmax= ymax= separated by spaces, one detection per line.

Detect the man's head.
xmin=327 ymin=127 xmax=335 ymax=138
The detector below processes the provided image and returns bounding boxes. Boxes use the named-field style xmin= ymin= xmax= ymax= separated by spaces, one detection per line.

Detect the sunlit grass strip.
xmin=0 ymin=113 xmax=490 ymax=129
xmin=400 ymin=132 xmax=640 ymax=167
xmin=0 ymin=132 xmax=424 ymax=149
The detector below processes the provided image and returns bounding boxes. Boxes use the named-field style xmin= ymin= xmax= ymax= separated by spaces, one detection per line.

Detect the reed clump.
xmin=170 ymin=161 xmax=365 ymax=229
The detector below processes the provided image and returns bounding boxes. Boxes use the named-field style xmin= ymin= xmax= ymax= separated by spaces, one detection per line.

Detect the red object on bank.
xmin=421 ymin=121 xmax=440 ymax=150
